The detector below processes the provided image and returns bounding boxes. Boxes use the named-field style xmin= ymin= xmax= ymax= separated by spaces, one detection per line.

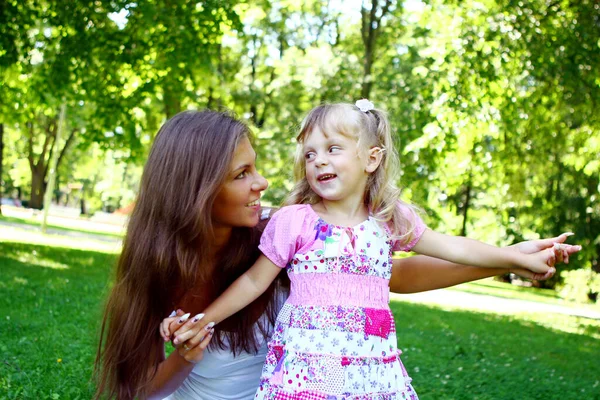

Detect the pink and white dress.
xmin=255 ymin=204 xmax=425 ymax=400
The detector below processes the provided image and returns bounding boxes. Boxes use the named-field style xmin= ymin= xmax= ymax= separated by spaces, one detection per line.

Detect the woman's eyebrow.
xmin=232 ymin=164 xmax=250 ymax=174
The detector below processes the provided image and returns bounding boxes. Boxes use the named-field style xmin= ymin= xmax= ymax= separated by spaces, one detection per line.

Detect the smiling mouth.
xmin=317 ymin=174 xmax=336 ymax=181
xmin=246 ymin=199 xmax=260 ymax=207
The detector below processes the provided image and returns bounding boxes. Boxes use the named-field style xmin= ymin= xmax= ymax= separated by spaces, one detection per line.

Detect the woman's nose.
xmin=252 ymin=173 xmax=268 ymax=192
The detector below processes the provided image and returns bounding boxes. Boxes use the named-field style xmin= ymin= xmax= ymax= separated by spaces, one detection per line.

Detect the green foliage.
xmin=559 ymin=269 xmax=600 ymax=304
xmin=2 ymin=0 xmax=599 ymax=291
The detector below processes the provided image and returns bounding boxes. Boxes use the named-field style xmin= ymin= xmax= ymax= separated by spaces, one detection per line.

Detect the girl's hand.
xmin=159 ymin=309 xmax=184 ymax=342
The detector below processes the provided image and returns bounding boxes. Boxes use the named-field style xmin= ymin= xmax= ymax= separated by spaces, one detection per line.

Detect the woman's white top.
xmin=164 ymin=338 xmax=269 ymax=400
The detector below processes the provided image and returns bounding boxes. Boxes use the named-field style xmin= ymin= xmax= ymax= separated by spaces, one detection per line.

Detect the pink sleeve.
xmin=259 ymin=206 xmax=308 ymax=268
xmin=391 ymin=202 xmax=427 ymax=252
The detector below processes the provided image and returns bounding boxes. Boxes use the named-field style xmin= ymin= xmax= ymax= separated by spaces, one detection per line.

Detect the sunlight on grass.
xmin=391 ymin=297 xmax=600 ymax=340
xmin=0 ymin=225 xmax=121 ymax=254
xmin=0 ymin=211 xmax=125 ymax=237
xmin=4 ymin=249 xmax=70 ymax=270
xmin=450 ymin=278 xmax=600 ymax=315
xmin=515 ymin=311 xmax=600 ymax=340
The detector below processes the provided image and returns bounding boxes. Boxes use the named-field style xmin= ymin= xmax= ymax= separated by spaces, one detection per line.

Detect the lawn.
xmin=0 ymin=231 xmax=599 ymax=399
xmin=0 ymin=214 xmax=124 ymax=239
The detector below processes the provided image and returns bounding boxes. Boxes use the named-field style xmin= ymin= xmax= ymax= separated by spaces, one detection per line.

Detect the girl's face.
xmin=212 ymin=136 xmax=268 ymax=230
xmin=302 ymin=127 xmax=370 ymax=206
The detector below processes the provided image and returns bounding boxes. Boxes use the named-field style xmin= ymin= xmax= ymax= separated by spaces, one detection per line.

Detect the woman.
xmin=94 ymin=110 xmax=578 ymax=400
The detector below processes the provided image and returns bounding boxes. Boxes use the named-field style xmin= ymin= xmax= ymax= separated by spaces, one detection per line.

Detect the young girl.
xmin=170 ymin=101 xmax=556 ymax=399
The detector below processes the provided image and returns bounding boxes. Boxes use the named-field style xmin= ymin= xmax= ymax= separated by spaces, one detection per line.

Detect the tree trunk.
xmin=163 ymin=80 xmax=182 ymax=119
xmin=360 ymin=0 xmax=393 ymax=99
xmin=30 ymin=166 xmax=46 ymax=209
xmin=460 ymin=177 xmax=472 ymax=237
xmin=0 ymin=123 xmax=4 ymax=215
xmin=26 ymin=115 xmax=77 ymax=210
xmin=42 ymin=103 xmax=68 ymax=233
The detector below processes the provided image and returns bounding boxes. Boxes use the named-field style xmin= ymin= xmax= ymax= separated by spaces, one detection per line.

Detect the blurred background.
xmin=1 ymin=1 xmax=599 ymax=398
xmin=3 ymin=0 xmax=598 ymax=298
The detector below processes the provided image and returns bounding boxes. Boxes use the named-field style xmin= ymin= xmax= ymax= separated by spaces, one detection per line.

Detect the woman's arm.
xmin=390 ymin=233 xmax=581 ymax=294
xmin=390 ymin=256 xmax=509 ymax=294
xmin=146 ymin=316 xmax=214 ymax=399
xmin=146 ymin=350 xmax=195 ymax=400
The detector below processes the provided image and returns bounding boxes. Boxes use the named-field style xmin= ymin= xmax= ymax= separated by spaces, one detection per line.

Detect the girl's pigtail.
xmin=366 ymin=108 xmax=419 ymax=247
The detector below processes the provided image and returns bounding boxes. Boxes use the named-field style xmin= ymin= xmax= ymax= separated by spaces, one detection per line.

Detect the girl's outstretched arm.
xmin=412 ymin=229 xmax=555 ymax=274
xmin=390 ymin=233 xmax=580 ymax=294
xmin=171 ymin=255 xmax=282 ymax=345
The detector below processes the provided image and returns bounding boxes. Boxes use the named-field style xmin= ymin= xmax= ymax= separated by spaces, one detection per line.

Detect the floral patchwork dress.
xmin=255 ymin=204 xmax=426 ymax=400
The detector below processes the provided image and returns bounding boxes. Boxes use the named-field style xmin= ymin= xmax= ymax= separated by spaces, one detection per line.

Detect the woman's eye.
xmin=235 ymin=171 xmax=248 ymax=179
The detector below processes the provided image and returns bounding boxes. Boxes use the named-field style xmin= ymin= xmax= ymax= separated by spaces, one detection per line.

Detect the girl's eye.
xmin=235 ymin=171 xmax=248 ymax=179
xmin=305 ymin=152 xmax=316 ymax=160
xmin=329 ymin=146 xmax=341 ymax=153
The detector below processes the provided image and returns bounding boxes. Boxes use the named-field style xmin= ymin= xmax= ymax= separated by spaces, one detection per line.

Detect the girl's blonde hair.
xmin=285 ymin=102 xmax=420 ymax=245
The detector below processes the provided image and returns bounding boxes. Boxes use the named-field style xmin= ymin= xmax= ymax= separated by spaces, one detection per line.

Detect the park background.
xmin=1 ymin=0 xmax=599 ymax=398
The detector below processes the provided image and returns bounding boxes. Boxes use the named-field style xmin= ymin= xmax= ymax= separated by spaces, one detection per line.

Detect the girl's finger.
xmin=553 ymin=244 xmax=564 ymax=264
xmin=565 ymin=244 xmax=582 ymax=255
xmin=162 ymin=316 xmax=180 ymax=341
xmin=159 ymin=312 xmax=173 ymax=340
xmin=536 ymin=267 xmax=555 ymax=281
xmin=544 ymin=248 xmax=556 ymax=269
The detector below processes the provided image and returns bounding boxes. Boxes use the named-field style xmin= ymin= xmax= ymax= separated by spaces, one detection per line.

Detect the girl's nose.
xmin=314 ymin=153 xmax=328 ymax=166
xmin=251 ymin=173 xmax=268 ymax=192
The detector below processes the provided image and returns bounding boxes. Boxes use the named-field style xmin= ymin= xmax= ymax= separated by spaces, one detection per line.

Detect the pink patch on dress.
xmin=269 ymin=347 xmax=285 ymax=385
xmin=382 ymin=355 xmax=397 ymax=364
xmin=272 ymin=345 xmax=284 ymax=361
xmin=270 ymin=367 xmax=284 ymax=385
xmin=341 ymin=356 xmax=351 ymax=366
xmin=364 ymin=308 xmax=392 ymax=338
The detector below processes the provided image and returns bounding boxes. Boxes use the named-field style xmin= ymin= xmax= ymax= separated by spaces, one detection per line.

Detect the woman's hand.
xmin=159 ymin=310 xmax=215 ymax=364
xmin=170 ymin=314 xmax=215 ymax=353
xmin=174 ymin=328 xmax=214 ymax=364
xmin=509 ymin=232 xmax=581 ymax=280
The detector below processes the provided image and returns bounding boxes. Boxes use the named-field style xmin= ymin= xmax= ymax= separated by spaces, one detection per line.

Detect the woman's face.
xmin=212 ymin=136 xmax=268 ymax=230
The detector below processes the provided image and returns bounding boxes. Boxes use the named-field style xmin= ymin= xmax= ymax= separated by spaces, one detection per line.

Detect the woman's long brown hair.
xmin=94 ymin=110 xmax=286 ymax=399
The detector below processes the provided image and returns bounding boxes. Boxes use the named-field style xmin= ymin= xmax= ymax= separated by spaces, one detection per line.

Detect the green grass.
xmin=0 ymin=214 xmax=124 ymax=239
xmin=390 ymin=300 xmax=600 ymax=399
xmin=0 ymin=241 xmax=116 ymax=399
xmin=0 ymin=231 xmax=599 ymax=399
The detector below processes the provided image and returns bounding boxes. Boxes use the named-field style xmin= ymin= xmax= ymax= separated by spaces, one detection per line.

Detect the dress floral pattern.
xmin=256 ymin=204 xmax=425 ymax=400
